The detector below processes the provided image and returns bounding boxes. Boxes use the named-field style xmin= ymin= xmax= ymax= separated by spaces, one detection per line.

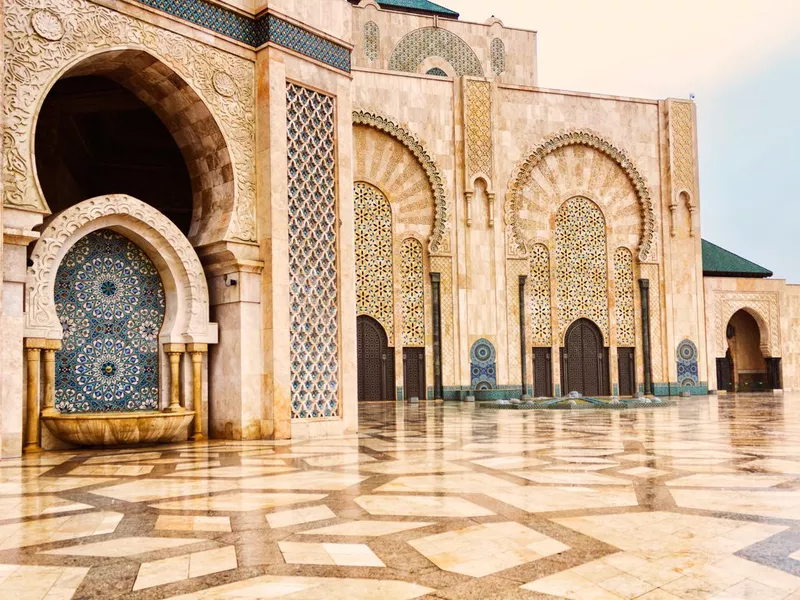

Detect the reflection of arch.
xmin=25 ymin=195 xmax=218 ymax=344
xmin=470 ymin=338 xmax=497 ymax=390
xmin=389 ymin=28 xmax=483 ymax=76
xmin=4 ymin=0 xmax=255 ymax=243
xmin=506 ymin=129 xmax=655 ymax=262
xmin=353 ymin=109 xmax=449 ymax=255
xmin=33 ymin=49 xmax=237 ymax=246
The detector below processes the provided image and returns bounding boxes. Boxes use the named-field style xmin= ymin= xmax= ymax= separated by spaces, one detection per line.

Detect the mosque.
xmin=0 ymin=0 xmax=797 ymax=457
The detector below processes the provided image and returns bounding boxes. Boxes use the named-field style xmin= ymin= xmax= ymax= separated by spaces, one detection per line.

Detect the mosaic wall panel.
xmin=54 ymin=230 xmax=165 ymax=413
xmin=426 ymin=67 xmax=448 ymax=77
xmin=430 ymin=256 xmax=454 ymax=385
xmin=506 ymin=259 xmax=528 ymax=381
xmin=364 ymin=21 xmax=380 ymax=62
xmin=640 ymin=263 xmax=664 ymax=381
xmin=529 ymin=244 xmax=552 ymax=346
xmin=470 ymin=339 xmax=497 ymax=389
xmin=613 ymin=247 xmax=635 ymax=346
xmin=491 ymin=38 xmax=506 ymax=76
xmin=466 ymin=80 xmax=493 ymax=178
xmin=555 ymin=197 xmax=609 ymax=342
xmin=286 ymin=83 xmax=339 ymax=419
xmin=389 ymin=27 xmax=484 ymax=76
xmin=131 ymin=0 xmax=351 ymax=71
xmin=401 ymin=238 xmax=425 ymax=347
xmin=355 ymin=182 xmax=394 ymax=340
xmin=677 ymin=339 xmax=699 ymax=386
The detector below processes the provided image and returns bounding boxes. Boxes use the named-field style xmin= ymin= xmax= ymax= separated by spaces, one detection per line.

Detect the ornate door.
xmin=717 ymin=351 xmax=734 ymax=392
xmin=561 ymin=319 xmax=608 ymax=397
xmin=54 ymin=229 xmax=165 ymax=412
xmin=617 ymin=348 xmax=636 ymax=397
xmin=532 ymin=347 xmax=552 ymax=397
xmin=357 ymin=316 xmax=393 ymax=401
xmin=403 ymin=347 xmax=426 ymax=400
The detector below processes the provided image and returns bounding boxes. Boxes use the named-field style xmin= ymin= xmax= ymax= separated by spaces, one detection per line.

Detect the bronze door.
xmin=560 ymin=319 xmax=609 ymax=396
xmin=403 ymin=347 xmax=426 ymax=400
xmin=617 ymin=347 xmax=636 ymax=397
xmin=716 ymin=350 xmax=734 ymax=393
xmin=357 ymin=316 xmax=393 ymax=401
xmin=532 ymin=347 xmax=552 ymax=397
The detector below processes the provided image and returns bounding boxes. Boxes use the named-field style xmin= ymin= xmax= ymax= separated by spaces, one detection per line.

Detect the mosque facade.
xmin=1 ymin=0 xmax=798 ymax=456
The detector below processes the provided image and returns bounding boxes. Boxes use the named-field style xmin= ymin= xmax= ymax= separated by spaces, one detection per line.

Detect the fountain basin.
xmin=42 ymin=410 xmax=194 ymax=446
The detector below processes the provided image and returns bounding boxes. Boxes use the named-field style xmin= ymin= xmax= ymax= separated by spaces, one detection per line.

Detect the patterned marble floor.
xmin=3 ymin=394 xmax=800 ymax=599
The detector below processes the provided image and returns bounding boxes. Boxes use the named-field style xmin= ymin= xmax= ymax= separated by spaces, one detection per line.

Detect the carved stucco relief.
xmin=505 ymin=129 xmax=656 ymax=263
xmin=353 ymin=109 xmax=450 ymax=256
xmin=26 ymin=194 xmax=217 ymax=344
xmin=711 ymin=291 xmax=780 ymax=358
xmin=3 ymin=0 xmax=256 ymax=243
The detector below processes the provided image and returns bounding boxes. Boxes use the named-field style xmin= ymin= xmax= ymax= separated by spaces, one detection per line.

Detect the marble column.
xmin=163 ymin=344 xmax=186 ymax=412
xmin=24 ymin=345 xmax=41 ymax=453
xmin=187 ymin=343 xmax=207 ymax=440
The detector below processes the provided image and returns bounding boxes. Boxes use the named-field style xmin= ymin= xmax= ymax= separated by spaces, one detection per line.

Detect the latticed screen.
xmin=286 ymin=83 xmax=339 ymax=419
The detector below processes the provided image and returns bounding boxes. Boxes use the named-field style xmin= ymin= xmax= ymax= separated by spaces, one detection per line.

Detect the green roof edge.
xmin=376 ymin=0 xmax=459 ymax=18
xmin=701 ymin=239 xmax=773 ymax=278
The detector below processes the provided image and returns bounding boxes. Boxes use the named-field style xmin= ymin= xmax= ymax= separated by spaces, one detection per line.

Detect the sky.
xmin=445 ymin=0 xmax=800 ymax=281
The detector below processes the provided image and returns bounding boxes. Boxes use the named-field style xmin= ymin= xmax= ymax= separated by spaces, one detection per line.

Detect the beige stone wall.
xmin=351 ymin=3 xmax=536 ymax=86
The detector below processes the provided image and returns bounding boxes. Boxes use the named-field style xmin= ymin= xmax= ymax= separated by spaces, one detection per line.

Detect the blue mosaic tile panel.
xmin=286 ymin=83 xmax=339 ymax=419
xmin=55 ymin=230 xmax=165 ymax=413
xmin=470 ymin=338 xmax=497 ymax=390
xmin=676 ymin=339 xmax=699 ymax=387
xmin=131 ymin=1 xmax=351 ymax=71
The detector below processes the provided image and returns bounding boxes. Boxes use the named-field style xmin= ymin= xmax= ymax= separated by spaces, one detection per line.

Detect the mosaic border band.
xmin=131 ymin=0 xmax=351 ymax=71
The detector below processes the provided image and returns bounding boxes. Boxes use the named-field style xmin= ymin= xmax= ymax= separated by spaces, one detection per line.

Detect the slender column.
xmin=639 ymin=279 xmax=653 ymax=394
xmin=187 ymin=343 xmax=207 ymax=440
xmin=24 ymin=346 xmax=41 ymax=453
xmin=465 ymin=191 xmax=473 ymax=227
xmin=163 ymin=344 xmax=186 ymax=412
xmin=430 ymin=273 xmax=443 ymax=400
xmin=42 ymin=349 xmax=57 ymax=416
xmin=519 ymin=275 xmax=528 ymax=398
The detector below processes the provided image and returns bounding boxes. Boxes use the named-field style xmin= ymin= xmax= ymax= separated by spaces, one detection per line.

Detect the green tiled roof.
xmin=376 ymin=0 xmax=459 ymax=18
xmin=702 ymin=239 xmax=773 ymax=278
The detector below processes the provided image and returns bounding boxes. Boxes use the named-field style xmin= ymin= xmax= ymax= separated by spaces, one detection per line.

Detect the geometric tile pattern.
xmin=364 ymin=21 xmax=379 ymax=62
xmin=469 ymin=338 xmax=497 ymax=389
xmin=613 ymin=246 xmax=635 ymax=346
xmin=491 ymin=37 xmax=506 ymax=75
xmin=131 ymin=1 xmax=352 ymax=71
xmin=286 ymin=83 xmax=339 ymax=419
xmin=400 ymin=238 xmax=425 ymax=347
xmin=677 ymin=338 xmax=700 ymax=386
xmin=54 ymin=229 xmax=165 ymax=412
xmin=555 ymin=196 xmax=609 ymax=341
xmin=465 ymin=80 xmax=493 ymax=177
xmin=355 ymin=182 xmax=394 ymax=340
xmin=3 ymin=394 xmax=800 ymax=599
xmin=389 ymin=27 xmax=483 ymax=76
xmin=529 ymin=243 xmax=552 ymax=345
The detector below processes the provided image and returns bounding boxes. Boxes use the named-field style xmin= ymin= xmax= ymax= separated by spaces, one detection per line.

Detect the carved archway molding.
xmin=714 ymin=293 xmax=779 ymax=359
xmin=353 ymin=109 xmax=450 ymax=256
xmin=25 ymin=195 xmax=218 ymax=345
xmin=3 ymin=0 xmax=255 ymax=244
xmin=505 ymin=129 xmax=656 ymax=263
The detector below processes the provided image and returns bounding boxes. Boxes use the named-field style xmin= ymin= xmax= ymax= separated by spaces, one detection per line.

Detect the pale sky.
xmin=447 ymin=0 xmax=800 ymax=281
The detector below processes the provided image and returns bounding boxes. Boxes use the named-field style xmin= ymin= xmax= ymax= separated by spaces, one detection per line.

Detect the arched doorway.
xmin=721 ymin=309 xmax=779 ymax=392
xmin=560 ymin=319 xmax=609 ymax=397
xmin=357 ymin=316 xmax=394 ymax=401
xmin=54 ymin=229 xmax=166 ymax=412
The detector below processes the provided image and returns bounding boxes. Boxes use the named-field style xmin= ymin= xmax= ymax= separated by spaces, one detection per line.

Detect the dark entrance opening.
xmin=532 ymin=347 xmax=552 ymax=397
xmin=35 ymin=76 xmax=192 ymax=233
xmin=617 ymin=347 xmax=636 ymax=397
xmin=560 ymin=318 xmax=609 ymax=397
xmin=403 ymin=347 xmax=426 ymax=400
xmin=357 ymin=316 xmax=394 ymax=401
xmin=717 ymin=349 xmax=734 ymax=393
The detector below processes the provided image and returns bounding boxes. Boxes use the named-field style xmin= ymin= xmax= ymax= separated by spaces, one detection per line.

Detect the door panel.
xmin=403 ymin=347 xmax=426 ymax=400
xmin=560 ymin=319 xmax=608 ymax=397
xmin=618 ymin=347 xmax=635 ymax=397
xmin=533 ymin=347 xmax=552 ymax=397
xmin=357 ymin=316 xmax=393 ymax=401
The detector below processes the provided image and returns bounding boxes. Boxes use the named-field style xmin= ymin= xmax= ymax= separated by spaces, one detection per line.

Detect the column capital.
xmin=163 ymin=343 xmax=187 ymax=354
xmin=25 ymin=338 xmax=61 ymax=350
xmin=186 ymin=343 xmax=208 ymax=354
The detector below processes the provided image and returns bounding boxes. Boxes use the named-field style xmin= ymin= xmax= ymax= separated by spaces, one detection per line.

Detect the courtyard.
xmin=0 ymin=396 xmax=797 ymax=599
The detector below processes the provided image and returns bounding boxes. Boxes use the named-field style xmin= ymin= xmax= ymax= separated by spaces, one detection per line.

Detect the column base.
xmin=163 ymin=406 xmax=187 ymax=414
xmin=23 ymin=443 xmax=42 ymax=454
xmin=190 ymin=433 xmax=206 ymax=441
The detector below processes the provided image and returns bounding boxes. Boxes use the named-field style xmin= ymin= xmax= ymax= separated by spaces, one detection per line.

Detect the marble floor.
xmin=3 ymin=394 xmax=800 ymax=599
